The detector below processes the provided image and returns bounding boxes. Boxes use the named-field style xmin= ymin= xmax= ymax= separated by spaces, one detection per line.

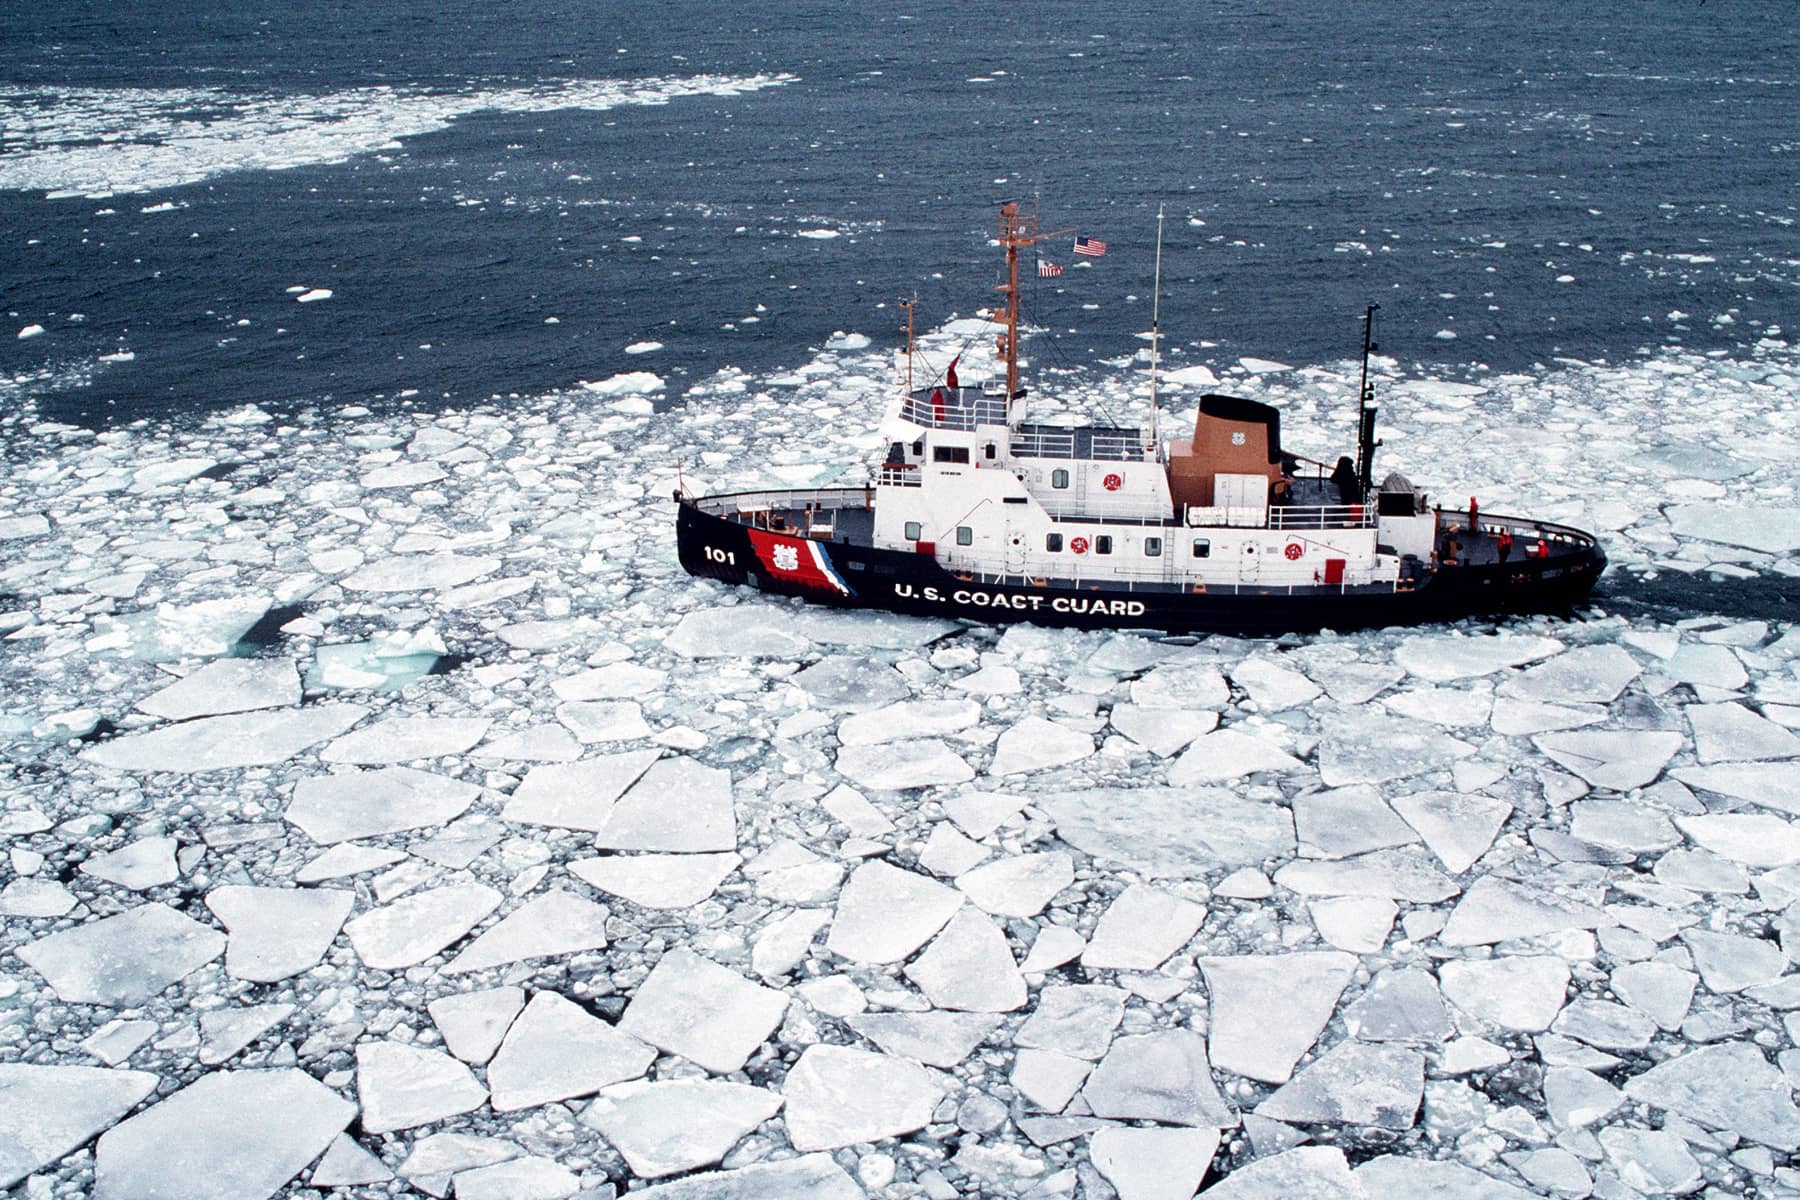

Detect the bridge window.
xmin=904 ymin=521 xmax=921 ymax=541
xmin=956 ymin=526 xmax=973 ymax=546
xmin=1046 ymin=533 xmax=1063 ymax=552
xmin=984 ymin=443 xmax=996 ymax=460
xmin=1144 ymin=537 xmax=1163 ymax=557
xmin=1192 ymin=538 xmax=1211 ymax=558
xmin=1051 ymin=469 xmax=1069 ymax=489
xmin=933 ymin=446 xmax=970 ymax=464
xmin=1095 ymin=535 xmax=1113 ymax=555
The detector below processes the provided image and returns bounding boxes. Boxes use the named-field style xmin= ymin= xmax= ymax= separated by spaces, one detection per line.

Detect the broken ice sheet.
xmin=0 ymin=1064 xmax=158 ymax=1189
xmin=205 ymin=885 xmax=354 ymax=982
xmin=581 ymin=1080 xmax=782 ymax=1179
xmin=1199 ymin=952 xmax=1356 ymax=1083
xmin=286 ymin=764 xmax=482 ymax=844
xmin=18 ymin=903 xmax=225 ymax=1007
xmin=617 ymin=947 xmax=789 ymax=1073
xmin=782 ymin=1043 xmax=946 ymax=1151
xmin=441 ymin=888 xmax=610 ymax=973
xmin=1039 ymin=786 xmax=1293 ymax=876
xmin=80 ymin=702 xmax=369 ymax=772
xmin=487 ymin=991 xmax=657 ymax=1112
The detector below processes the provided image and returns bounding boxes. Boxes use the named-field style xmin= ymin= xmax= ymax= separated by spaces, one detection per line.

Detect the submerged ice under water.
xmin=2 ymin=320 xmax=1800 ymax=1197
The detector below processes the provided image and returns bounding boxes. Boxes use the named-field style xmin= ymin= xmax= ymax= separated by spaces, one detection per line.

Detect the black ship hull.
xmin=676 ymin=498 xmax=1606 ymax=638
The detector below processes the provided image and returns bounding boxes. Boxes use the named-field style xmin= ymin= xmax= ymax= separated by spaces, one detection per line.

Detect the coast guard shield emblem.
xmin=747 ymin=530 xmax=854 ymax=596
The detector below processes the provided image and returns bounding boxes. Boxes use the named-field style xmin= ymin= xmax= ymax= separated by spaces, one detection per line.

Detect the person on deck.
xmin=1497 ymin=529 xmax=1513 ymax=563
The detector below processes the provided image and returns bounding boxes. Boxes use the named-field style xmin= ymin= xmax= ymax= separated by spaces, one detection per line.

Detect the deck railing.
xmin=1269 ymin=504 xmax=1376 ymax=530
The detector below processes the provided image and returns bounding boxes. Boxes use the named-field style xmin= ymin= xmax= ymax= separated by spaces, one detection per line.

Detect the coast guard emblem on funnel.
xmin=748 ymin=530 xmax=854 ymax=596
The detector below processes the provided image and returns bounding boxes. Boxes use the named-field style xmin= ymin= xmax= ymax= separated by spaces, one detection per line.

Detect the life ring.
xmin=1284 ymin=542 xmax=1305 ymax=561
xmin=1102 ymin=473 xmax=1123 ymax=491
xmin=1071 ymin=536 xmax=1090 ymax=555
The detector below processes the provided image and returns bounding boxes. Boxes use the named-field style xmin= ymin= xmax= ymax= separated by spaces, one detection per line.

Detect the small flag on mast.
xmin=1074 ymin=236 xmax=1107 ymax=258
xmin=1037 ymin=260 xmax=1063 ymax=278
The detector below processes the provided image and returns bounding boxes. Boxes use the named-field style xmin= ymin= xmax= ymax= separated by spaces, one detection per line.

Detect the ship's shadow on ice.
xmin=1595 ymin=570 xmax=1800 ymax=624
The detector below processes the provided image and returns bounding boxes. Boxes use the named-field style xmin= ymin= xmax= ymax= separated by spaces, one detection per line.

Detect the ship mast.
xmin=993 ymin=203 xmax=1072 ymax=407
xmin=1355 ymin=304 xmax=1382 ymax=498
xmin=1149 ymin=203 xmax=1165 ymax=448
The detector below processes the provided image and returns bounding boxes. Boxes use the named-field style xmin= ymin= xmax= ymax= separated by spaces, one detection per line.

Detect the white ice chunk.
xmin=1256 ymin=1041 xmax=1423 ymax=1130
xmin=1342 ymin=967 xmax=1452 ymax=1044
xmin=1107 ymin=702 xmax=1218 ymax=756
xmin=1310 ymin=895 xmax=1397 ymax=953
xmin=1194 ymin=1146 xmax=1360 ymax=1200
xmin=1082 ymin=1030 xmax=1234 ymax=1126
xmin=205 ymin=885 xmax=353 ymax=982
xmin=0 ymin=1064 xmax=159 ymax=1190
xmin=1353 ymin=1157 xmax=1536 ymax=1200
xmin=1081 ymin=883 xmax=1205 ymax=971
xmin=1317 ymin=711 xmax=1473 ymax=787
xmin=570 ymin=852 xmax=738 ymax=908
xmin=1439 ymin=876 xmax=1604 ymax=946
xmin=618 ymin=947 xmax=789 ymax=1073
xmin=556 ymin=699 xmax=652 ymax=743
xmin=474 ymin=725 xmax=582 ymax=763
xmin=442 ymin=888 xmax=610 ymax=973
xmin=1600 ymin=1127 xmax=1702 ymax=1196
xmin=1230 ymin=656 xmax=1322 ymax=709
xmin=198 ymin=1002 xmax=294 ymax=1065
xmin=1689 ymin=701 xmax=1800 ymax=763
xmin=596 ymin=756 xmax=736 ymax=852
xmin=835 ymin=738 xmax=974 ymax=789
xmin=1499 ymin=644 xmax=1642 ymax=704
xmin=1198 ymin=952 xmax=1356 ymax=1083
xmin=987 ymin=715 xmax=1095 ymax=776
xmin=80 ymin=836 xmax=178 ymax=890
xmin=308 ymin=1133 xmax=392 ymax=1187
xmin=453 ymin=1157 xmax=578 ymax=1200
xmin=903 ymin=907 xmax=1026 ymax=1012
xmin=1672 ymin=764 xmax=1800 ymax=816
xmin=941 ymin=790 xmax=1027 ymax=840
xmin=1273 ymin=848 xmax=1458 ymax=903
xmin=624 ymin=1155 xmax=862 ymax=1199
xmin=1675 ymin=813 xmax=1800 ymax=868
xmin=665 ymin=607 xmax=813 ymax=658
xmin=287 ymin=765 xmax=480 ymax=843
xmin=1014 ymin=985 xmax=1127 ymax=1061
xmin=341 ymin=552 xmax=499 ymax=592
xmin=1439 ymin=955 xmax=1571 ymax=1032
xmin=134 ymin=658 xmax=300 ymax=720
xmin=1393 ymin=633 xmax=1564 ymax=682
xmin=838 ymin=699 xmax=980 ymax=746
xmin=782 ymin=1044 xmax=946 ymax=1151
xmin=1531 ymin=729 xmax=1683 ymax=791
xmin=794 ymin=655 xmax=910 ymax=712
xmin=501 ymin=750 xmax=661 ymax=831
xmin=1041 ymin=787 xmax=1294 ymax=875
xmin=1168 ymin=728 xmax=1305 ymax=783
xmin=360 ymin=460 xmax=444 ymax=489
xmin=1569 ymin=799 xmax=1680 ymax=854
xmin=1389 ymin=791 xmax=1511 ymax=874
xmin=582 ymin=1080 xmax=782 ymax=1179
xmin=1624 ymin=1041 xmax=1800 ymax=1150
xmin=956 ymin=851 xmax=1074 ymax=918
xmin=1681 ymin=928 xmax=1787 ymax=992
xmin=551 ymin=662 xmax=669 ymax=701
xmin=1610 ymin=962 xmax=1696 ymax=1031
xmin=429 ymin=986 xmax=526 ymax=1065
xmin=487 ymin=991 xmax=657 ymax=1111
xmin=321 ymin=716 xmax=491 ymax=764
xmin=1130 ymin=663 xmax=1229 ymax=710
xmin=18 ymin=903 xmax=224 ymax=1007
xmin=845 ymin=1011 xmax=1002 ymax=1068
xmin=356 ymin=1040 xmax=487 ymax=1133
xmin=343 ymin=881 xmax=502 ymax=968
xmin=1091 ymin=1126 xmax=1220 ymax=1200
xmin=294 ymin=843 xmax=406 ymax=883
xmin=826 ymin=860 xmax=962 ymax=964
xmin=1667 ymin=503 xmax=1800 ymax=554
xmin=93 ymin=1069 xmax=353 ymax=1200
xmin=1491 ymin=696 xmax=1607 ymax=736
xmin=80 ymin=703 xmax=368 ymax=772
xmin=819 ymin=784 xmax=894 ymax=837
xmin=1294 ymin=786 xmax=1418 ymax=859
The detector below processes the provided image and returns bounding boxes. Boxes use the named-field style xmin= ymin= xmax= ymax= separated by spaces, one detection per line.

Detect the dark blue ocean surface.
xmin=1 ymin=0 xmax=1794 ymax=425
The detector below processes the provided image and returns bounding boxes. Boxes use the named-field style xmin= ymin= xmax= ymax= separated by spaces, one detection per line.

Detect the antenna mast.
xmin=993 ymin=203 xmax=1073 ymax=408
xmin=901 ymin=297 xmax=917 ymax=394
xmin=1355 ymin=304 xmax=1382 ymax=498
xmin=1149 ymin=203 xmax=1166 ymax=448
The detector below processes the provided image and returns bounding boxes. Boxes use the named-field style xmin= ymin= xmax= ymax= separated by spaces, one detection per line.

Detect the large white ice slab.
xmin=286 ymin=765 xmax=481 ymax=843
xmin=782 ymin=1044 xmax=946 ymax=1151
xmin=903 ymin=907 xmax=1027 ymax=1012
xmin=80 ymin=836 xmax=178 ymax=890
xmin=570 ymin=852 xmax=738 ymax=909
xmin=93 ymin=1069 xmax=354 ymax=1200
xmin=356 ymin=1040 xmax=488 ymax=1133
xmin=1499 ymin=644 xmax=1642 ymax=704
xmin=956 ymin=851 xmax=1074 ymax=918
xmin=81 ymin=703 xmax=368 ymax=772
xmin=1014 ymin=985 xmax=1127 ymax=1061
xmin=442 ymin=888 xmax=610 ymax=973
xmin=826 ymin=860 xmax=963 ymax=964
xmin=834 ymin=738 xmax=975 ymax=789
xmin=1439 ymin=956 xmax=1571 ymax=1032
xmin=596 ymin=756 xmax=736 ymax=852
xmin=0 ymin=1064 xmax=159 ymax=1190
xmin=341 ymin=552 xmax=500 ymax=592
xmin=629 ymin=1154 xmax=864 ymax=1199
xmin=321 ymin=716 xmax=491 ymax=763
xmin=1531 ymin=729 xmax=1683 ymax=791
xmin=343 ymin=881 xmax=501 ymax=968
xmin=1675 ymin=813 xmax=1800 ymax=868
xmin=487 ymin=991 xmax=657 ymax=1112
xmin=1393 ymin=633 xmax=1564 ymax=683
xmin=1082 ymin=1030 xmax=1234 ymax=1126
xmin=502 ymin=749 xmax=662 ymax=831
xmin=1040 ymin=786 xmax=1294 ymax=876
xmin=1082 ymin=883 xmax=1205 ymax=971
xmin=1624 ymin=1041 xmax=1800 ymax=1149
xmin=1389 ymin=791 xmax=1511 ymax=874
xmin=1194 ymin=1146 xmax=1361 ymax=1200
xmin=1439 ymin=876 xmax=1604 ymax=946
xmin=1667 ymin=503 xmax=1800 ymax=554
xmin=987 ymin=715 xmax=1095 ymax=776
xmin=205 ymin=885 xmax=354 ymax=982
xmin=1689 ymin=701 xmax=1800 ymax=764
xmin=18 ymin=903 xmax=225 ymax=1007
xmin=1199 ymin=952 xmax=1357 ymax=1083
xmin=1091 ymin=1126 xmax=1220 ymax=1200
xmin=581 ymin=1080 xmax=782 ymax=1179
xmin=1255 ymin=1040 xmax=1424 ymax=1130
xmin=1317 ymin=711 xmax=1472 ymax=787
xmin=134 ymin=657 xmax=300 ymax=720
xmin=1168 ymin=728 xmax=1305 ymax=783
xmin=838 ymin=699 xmax=980 ymax=746
xmin=617 ymin=947 xmax=789 ymax=1073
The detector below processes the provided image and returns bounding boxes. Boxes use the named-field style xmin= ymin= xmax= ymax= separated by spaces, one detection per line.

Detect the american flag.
xmin=1038 ymin=259 xmax=1063 ymax=278
xmin=1073 ymin=236 xmax=1107 ymax=258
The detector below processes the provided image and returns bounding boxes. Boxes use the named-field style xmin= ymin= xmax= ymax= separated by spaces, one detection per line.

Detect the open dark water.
xmin=1 ymin=0 xmax=1795 ymax=425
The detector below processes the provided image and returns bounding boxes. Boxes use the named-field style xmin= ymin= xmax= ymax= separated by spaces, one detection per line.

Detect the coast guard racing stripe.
xmin=747 ymin=530 xmax=853 ymax=596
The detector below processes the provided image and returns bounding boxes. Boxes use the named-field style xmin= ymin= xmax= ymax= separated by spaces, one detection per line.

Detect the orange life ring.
xmin=1102 ymin=473 xmax=1123 ymax=491
xmin=1284 ymin=542 xmax=1304 ymax=561
xmin=1071 ymin=536 xmax=1090 ymax=554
